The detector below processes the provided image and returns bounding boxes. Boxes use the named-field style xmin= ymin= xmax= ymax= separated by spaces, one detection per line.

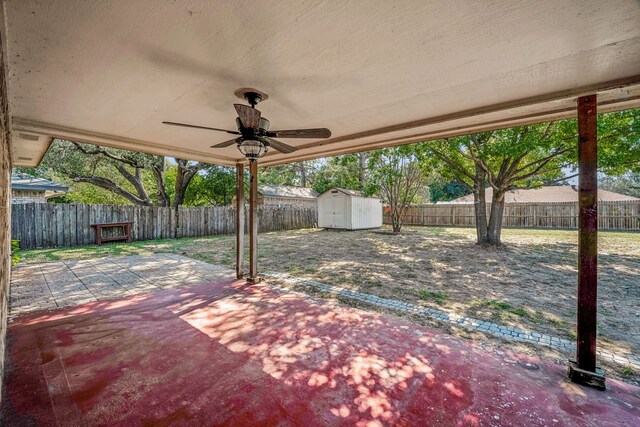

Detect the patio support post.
xmin=235 ymin=163 xmax=245 ymax=279
xmin=247 ymin=159 xmax=259 ymax=283
xmin=568 ymin=94 xmax=605 ymax=389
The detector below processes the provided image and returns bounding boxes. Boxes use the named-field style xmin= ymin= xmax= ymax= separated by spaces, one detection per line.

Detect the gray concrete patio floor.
xmin=9 ymin=254 xmax=233 ymax=317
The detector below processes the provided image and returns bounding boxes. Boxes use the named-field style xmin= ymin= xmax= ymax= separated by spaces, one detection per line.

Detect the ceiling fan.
xmin=163 ymin=90 xmax=331 ymax=160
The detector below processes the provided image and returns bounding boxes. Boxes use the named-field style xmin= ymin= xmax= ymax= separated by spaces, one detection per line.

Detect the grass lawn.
xmin=19 ymin=226 xmax=640 ymax=378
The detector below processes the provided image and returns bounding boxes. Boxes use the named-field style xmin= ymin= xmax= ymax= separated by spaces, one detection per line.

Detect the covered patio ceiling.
xmin=4 ymin=0 xmax=640 ymax=167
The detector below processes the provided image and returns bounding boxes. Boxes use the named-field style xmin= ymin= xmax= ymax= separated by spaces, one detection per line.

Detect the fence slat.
xmin=12 ymin=203 xmax=319 ymax=249
xmin=384 ymin=201 xmax=640 ymax=232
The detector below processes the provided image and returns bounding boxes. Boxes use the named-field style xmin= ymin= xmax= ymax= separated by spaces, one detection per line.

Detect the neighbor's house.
xmin=448 ymin=185 xmax=639 ymax=203
xmin=234 ymin=184 xmax=318 ymax=208
xmin=11 ymin=172 xmax=68 ymax=204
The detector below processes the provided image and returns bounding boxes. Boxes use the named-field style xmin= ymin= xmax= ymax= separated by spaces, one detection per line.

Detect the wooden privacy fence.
xmin=12 ymin=203 xmax=318 ymax=250
xmin=384 ymin=200 xmax=640 ymax=231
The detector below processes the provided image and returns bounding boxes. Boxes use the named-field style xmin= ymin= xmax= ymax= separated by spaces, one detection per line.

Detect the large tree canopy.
xmin=599 ymin=173 xmax=640 ymax=199
xmin=311 ymin=153 xmax=370 ymax=195
xmin=31 ymin=140 xmax=208 ymax=207
xmin=419 ymin=109 xmax=640 ymax=246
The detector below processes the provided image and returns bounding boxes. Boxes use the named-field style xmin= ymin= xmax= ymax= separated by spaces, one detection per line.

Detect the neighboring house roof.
xmin=11 ymin=172 xmax=68 ymax=192
xmin=258 ymin=184 xmax=318 ymax=199
xmin=319 ymin=187 xmax=381 ymax=199
xmin=449 ymin=185 xmax=639 ymax=203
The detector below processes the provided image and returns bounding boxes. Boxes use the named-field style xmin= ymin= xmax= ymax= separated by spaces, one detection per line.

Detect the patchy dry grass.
xmin=20 ymin=226 xmax=640 ymax=367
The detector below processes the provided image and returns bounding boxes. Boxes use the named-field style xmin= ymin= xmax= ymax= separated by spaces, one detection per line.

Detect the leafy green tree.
xmin=258 ymin=164 xmax=300 ymax=187
xmin=34 ymin=140 xmax=207 ymax=207
xmin=368 ymin=146 xmax=429 ymax=232
xmin=421 ymin=108 xmax=640 ymax=246
xmin=312 ymin=153 xmax=369 ymax=194
xmin=599 ymin=174 xmax=640 ymax=198
xmin=422 ymin=123 xmax=576 ymax=245
xmin=180 ymin=166 xmax=237 ymax=206
xmin=428 ymin=178 xmax=468 ymax=202
xmin=258 ymin=160 xmax=321 ymax=188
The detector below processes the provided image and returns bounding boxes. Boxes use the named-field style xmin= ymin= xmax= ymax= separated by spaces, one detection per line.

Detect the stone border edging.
xmin=264 ymin=271 xmax=640 ymax=370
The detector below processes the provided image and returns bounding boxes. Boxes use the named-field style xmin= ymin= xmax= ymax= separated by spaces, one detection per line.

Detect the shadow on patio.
xmin=2 ymin=278 xmax=639 ymax=426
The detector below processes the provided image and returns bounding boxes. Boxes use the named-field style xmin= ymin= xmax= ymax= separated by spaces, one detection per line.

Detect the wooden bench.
xmin=90 ymin=222 xmax=133 ymax=245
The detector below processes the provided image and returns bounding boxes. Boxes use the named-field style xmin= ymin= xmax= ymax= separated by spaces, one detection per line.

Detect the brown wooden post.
xmin=569 ymin=94 xmax=605 ymax=389
xmin=235 ymin=163 xmax=245 ymax=279
xmin=247 ymin=159 xmax=259 ymax=282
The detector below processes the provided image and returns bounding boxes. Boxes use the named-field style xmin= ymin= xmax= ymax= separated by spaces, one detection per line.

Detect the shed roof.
xmin=450 ymin=185 xmax=639 ymax=203
xmin=319 ymin=187 xmax=381 ymax=199
xmin=258 ymin=185 xmax=318 ymax=199
xmin=11 ymin=172 xmax=68 ymax=192
xmin=4 ymin=1 xmax=640 ymax=168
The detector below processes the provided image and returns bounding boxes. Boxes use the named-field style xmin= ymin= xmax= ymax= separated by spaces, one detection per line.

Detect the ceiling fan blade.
xmin=211 ymin=137 xmax=241 ymax=148
xmin=163 ymin=121 xmax=240 ymax=134
xmin=264 ymin=137 xmax=298 ymax=154
xmin=234 ymin=104 xmax=261 ymax=129
xmin=268 ymin=128 xmax=331 ymax=139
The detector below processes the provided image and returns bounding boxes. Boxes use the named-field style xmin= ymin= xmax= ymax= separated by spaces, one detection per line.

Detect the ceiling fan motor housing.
xmin=235 ymin=117 xmax=270 ymax=133
xmin=244 ymin=92 xmax=262 ymax=107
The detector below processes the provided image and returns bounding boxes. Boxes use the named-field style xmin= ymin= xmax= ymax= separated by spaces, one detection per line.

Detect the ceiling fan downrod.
xmin=244 ymin=92 xmax=262 ymax=108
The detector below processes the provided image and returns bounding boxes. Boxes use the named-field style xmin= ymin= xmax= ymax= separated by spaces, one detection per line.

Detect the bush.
xmin=11 ymin=240 xmax=20 ymax=266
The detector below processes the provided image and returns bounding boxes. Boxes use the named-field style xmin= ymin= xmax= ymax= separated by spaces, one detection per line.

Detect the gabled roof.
xmin=11 ymin=172 xmax=68 ymax=192
xmin=258 ymin=185 xmax=318 ymax=199
xmin=450 ymin=186 xmax=639 ymax=203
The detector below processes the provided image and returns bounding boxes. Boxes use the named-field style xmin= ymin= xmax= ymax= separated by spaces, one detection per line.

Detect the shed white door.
xmin=329 ymin=193 xmax=346 ymax=228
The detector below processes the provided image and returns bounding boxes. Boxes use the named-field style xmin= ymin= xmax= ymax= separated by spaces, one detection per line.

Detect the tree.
xmin=368 ymin=146 xmax=429 ymax=233
xmin=312 ymin=153 xmax=370 ymax=194
xmin=599 ymin=174 xmax=640 ymax=198
xmin=37 ymin=140 xmax=207 ymax=207
xmin=427 ymin=177 xmax=468 ymax=202
xmin=421 ymin=123 xmax=576 ymax=245
xmin=179 ymin=166 xmax=237 ymax=206
xmin=258 ymin=160 xmax=319 ymax=188
xmin=421 ymin=108 xmax=640 ymax=246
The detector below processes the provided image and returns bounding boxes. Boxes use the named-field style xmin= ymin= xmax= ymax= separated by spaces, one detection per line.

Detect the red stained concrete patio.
xmin=2 ymin=278 xmax=639 ymax=426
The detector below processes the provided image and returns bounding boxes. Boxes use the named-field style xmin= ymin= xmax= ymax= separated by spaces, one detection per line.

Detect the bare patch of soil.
xmin=176 ymin=227 xmax=640 ymax=360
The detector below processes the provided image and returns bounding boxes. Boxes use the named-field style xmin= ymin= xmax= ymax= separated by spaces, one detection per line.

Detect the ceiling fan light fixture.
xmin=164 ymin=89 xmax=330 ymax=156
xmin=238 ymin=139 xmax=267 ymax=160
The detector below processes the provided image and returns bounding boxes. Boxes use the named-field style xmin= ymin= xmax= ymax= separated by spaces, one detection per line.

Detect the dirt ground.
xmin=21 ymin=226 xmax=640 ymax=380
xmin=178 ymin=227 xmax=640 ymax=356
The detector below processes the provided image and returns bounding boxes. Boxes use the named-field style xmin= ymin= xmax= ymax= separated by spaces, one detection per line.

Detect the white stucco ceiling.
xmin=4 ymin=0 xmax=640 ymax=167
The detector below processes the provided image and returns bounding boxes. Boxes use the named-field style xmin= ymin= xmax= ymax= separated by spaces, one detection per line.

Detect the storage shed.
xmin=318 ymin=188 xmax=382 ymax=230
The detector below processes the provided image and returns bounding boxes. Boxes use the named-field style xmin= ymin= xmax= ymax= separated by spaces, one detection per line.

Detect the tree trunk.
xmin=487 ymin=189 xmax=506 ymax=246
xmin=358 ymin=153 xmax=368 ymax=188
xmin=298 ymin=162 xmax=307 ymax=187
xmin=172 ymin=159 xmax=202 ymax=208
xmin=391 ymin=209 xmax=402 ymax=233
xmin=473 ymin=166 xmax=489 ymax=245
xmin=152 ymin=157 xmax=170 ymax=207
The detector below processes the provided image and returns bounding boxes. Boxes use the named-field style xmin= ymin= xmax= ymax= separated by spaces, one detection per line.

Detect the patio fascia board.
xmin=260 ymin=77 xmax=640 ymax=166
xmin=11 ymin=77 xmax=640 ymax=169
xmin=11 ymin=119 xmax=243 ymax=167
